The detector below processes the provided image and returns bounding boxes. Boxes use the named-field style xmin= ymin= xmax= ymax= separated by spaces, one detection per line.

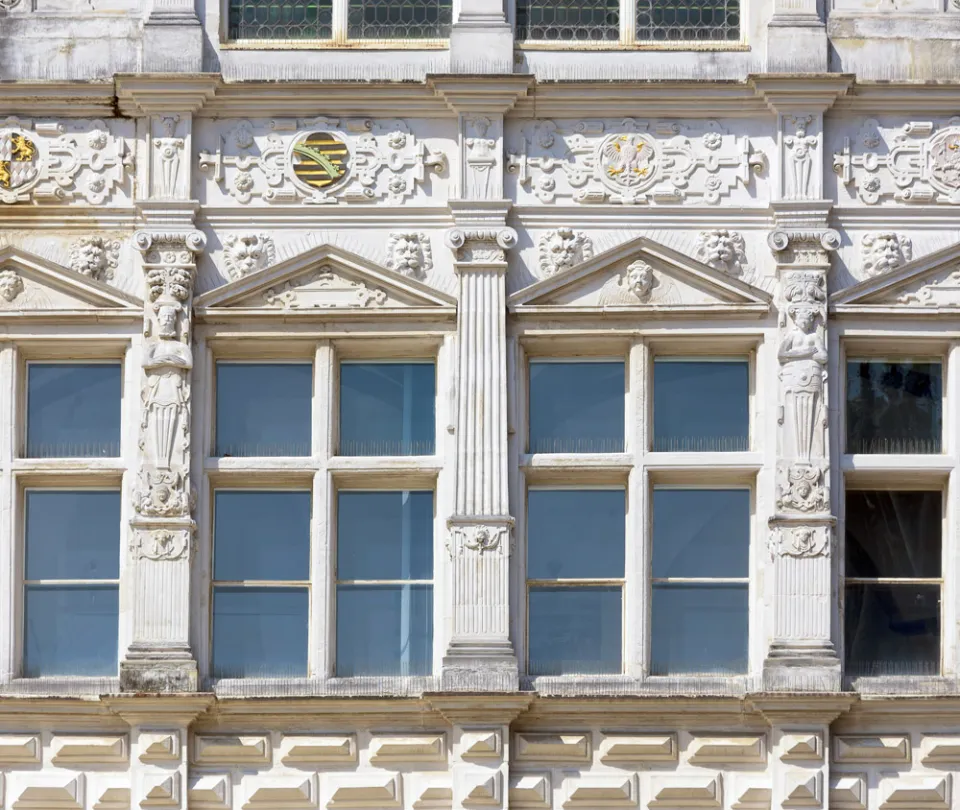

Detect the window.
xmin=339 ymin=362 xmax=436 ymax=456
xmin=227 ymin=0 xmax=452 ymax=41
xmin=653 ymin=359 xmax=749 ymax=452
xmin=23 ymin=490 xmax=121 ymax=677
xmin=26 ymin=363 xmax=121 ymax=458
xmin=650 ymin=488 xmax=749 ymax=675
xmin=844 ymin=490 xmax=942 ymax=677
xmin=215 ymin=362 xmax=312 ymax=457
xmin=846 ymin=360 xmax=942 ymax=454
xmin=526 ymin=489 xmax=624 ymax=675
xmin=515 ymin=0 xmax=740 ymax=44
xmin=211 ymin=491 xmax=311 ymax=679
xmin=336 ymin=490 xmax=434 ymax=676
xmin=528 ymin=360 xmax=625 ymax=453
xmin=522 ymin=344 xmax=753 ymax=680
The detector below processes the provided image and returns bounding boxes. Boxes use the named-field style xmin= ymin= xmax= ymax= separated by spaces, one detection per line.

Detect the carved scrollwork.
xmin=507 ymin=118 xmax=765 ymax=205
xmin=133 ymin=529 xmax=193 ymax=562
xmin=776 ymin=464 xmax=829 ymax=514
xmin=769 ymin=525 xmax=832 ymax=559
xmin=447 ymin=524 xmax=511 ymax=558
xmin=0 ymin=117 xmax=132 ymax=205
xmin=199 ymin=117 xmax=445 ymax=206
xmin=444 ymin=227 xmax=517 ymax=264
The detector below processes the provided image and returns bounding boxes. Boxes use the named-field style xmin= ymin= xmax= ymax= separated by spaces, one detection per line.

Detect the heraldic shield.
xmin=0 ymin=130 xmax=39 ymax=191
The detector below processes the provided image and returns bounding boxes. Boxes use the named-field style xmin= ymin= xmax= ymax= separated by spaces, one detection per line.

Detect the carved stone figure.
xmin=69 ymin=235 xmax=121 ymax=281
xmin=0 ymin=268 xmax=23 ymax=302
xmin=598 ymin=259 xmax=680 ymax=306
xmin=153 ymin=116 xmax=183 ymax=198
xmin=222 ymin=233 xmax=275 ymax=281
xmin=465 ymin=116 xmax=497 ymax=199
xmin=861 ymin=232 xmax=912 ymax=278
xmin=777 ymin=464 xmax=829 ymax=513
xmin=695 ymin=230 xmax=749 ymax=279
xmin=779 ymin=273 xmax=827 ymax=463
xmin=537 ymin=228 xmax=593 ymax=278
xmin=134 ymin=469 xmax=192 ymax=518
xmin=385 ymin=232 xmax=432 ymax=279
xmin=783 ymin=115 xmax=818 ymax=200
xmin=142 ymin=369 xmax=190 ymax=470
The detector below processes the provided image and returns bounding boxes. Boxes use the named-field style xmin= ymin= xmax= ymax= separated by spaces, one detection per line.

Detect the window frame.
xmin=509 ymin=0 xmax=748 ymax=50
xmin=0 ymin=339 xmax=133 ymax=691
xmin=219 ymin=0 xmax=458 ymax=48
xmin=837 ymin=334 xmax=956 ymax=689
xmin=198 ymin=335 xmax=450 ymax=693
xmin=514 ymin=335 xmax=761 ymax=689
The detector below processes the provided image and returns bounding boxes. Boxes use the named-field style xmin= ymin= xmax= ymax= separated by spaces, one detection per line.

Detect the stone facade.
xmin=3 ymin=4 xmax=960 ymax=810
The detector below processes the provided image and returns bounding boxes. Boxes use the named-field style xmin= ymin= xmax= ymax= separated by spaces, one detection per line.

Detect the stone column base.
xmin=449 ymin=23 xmax=514 ymax=73
xmin=763 ymin=645 xmax=841 ymax=692
xmin=121 ymin=642 xmax=198 ymax=693
xmin=766 ymin=17 xmax=827 ymax=73
xmin=442 ymin=641 xmax=519 ymax=692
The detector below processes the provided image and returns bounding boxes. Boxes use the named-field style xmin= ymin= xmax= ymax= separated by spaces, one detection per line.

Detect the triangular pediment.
xmin=195 ymin=243 xmax=456 ymax=314
xmin=0 ymin=245 xmax=142 ymax=313
xmin=831 ymin=242 xmax=960 ymax=312
xmin=509 ymin=236 xmax=771 ymax=316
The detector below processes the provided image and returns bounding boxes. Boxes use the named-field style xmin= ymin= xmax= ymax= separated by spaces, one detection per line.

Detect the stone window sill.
xmin=521 ymin=674 xmax=761 ymax=697
xmin=846 ymin=675 xmax=960 ymax=696
xmin=209 ymin=675 xmax=440 ymax=698
xmin=0 ymin=677 xmax=121 ymax=697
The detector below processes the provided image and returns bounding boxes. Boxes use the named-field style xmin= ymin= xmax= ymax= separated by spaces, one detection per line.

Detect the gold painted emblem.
xmin=597 ymin=132 xmax=658 ymax=194
xmin=0 ymin=131 xmax=39 ymax=191
xmin=291 ymin=131 xmax=349 ymax=190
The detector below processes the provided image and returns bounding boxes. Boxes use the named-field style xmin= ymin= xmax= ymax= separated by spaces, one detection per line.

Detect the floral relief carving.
xmin=447 ymin=524 xmax=510 ymax=558
xmin=0 ymin=117 xmax=132 ymax=205
xmin=262 ymin=269 xmax=387 ymax=309
xmin=385 ymin=232 xmax=432 ymax=279
xmin=69 ymin=235 xmax=121 ymax=281
xmin=507 ymin=118 xmax=765 ymax=205
xmin=860 ymin=232 xmax=912 ymax=278
xmin=598 ymin=259 xmax=680 ymax=305
xmin=199 ymin=117 xmax=445 ymax=205
xmin=537 ymin=228 xmax=593 ymax=278
xmin=222 ymin=233 xmax=276 ymax=280
xmin=695 ymin=229 xmax=749 ymax=279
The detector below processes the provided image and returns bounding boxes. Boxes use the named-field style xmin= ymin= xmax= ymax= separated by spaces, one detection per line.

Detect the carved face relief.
xmin=537 ymin=228 xmax=593 ymax=278
xmin=695 ymin=229 xmax=748 ymax=278
xmin=0 ymin=268 xmax=24 ymax=302
xmin=385 ymin=232 xmax=432 ymax=278
xmin=223 ymin=233 xmax=275 ymax=281
xmin=156 ymin=303 xmax=179 ymax=339
xmin=626 ymin=259 xmax=655 ymax=301
xmin=789 ymin=304 xmax=819 ymax=335
xmin=861 ymin=232 xmax=912 ymax=278
xmin=69 ymin=235 xmax=120 ymax=281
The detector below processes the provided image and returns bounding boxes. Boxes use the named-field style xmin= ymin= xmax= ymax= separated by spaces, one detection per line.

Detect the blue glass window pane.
xmin=212 ymin=586 xmax=308 ymax=678
xmin=215 ymin=363 xmax=312 ymax=457
xmin=653 ymin=360 xmax=749 ymax=452
xmin=652 ymin=489 xmax=749 ymax=580
xmin=528 ymin=587 xmax=622 ymax=675
xmin=529 ymin=362 xmax=624 ymax=453
xmin=651 ymin=583 xmax=748 ymax=675
xmin=26 ymin=491 xmax=120 ymax=580
xmin=336 ymin=584 xmax=433 ymax=676
xmin=528 ymin=489 xmax=625 ymax=579
xmin=846 ymin=361 xmax=942 ymax=454
xmin=337 ymin=491 xmax=433 ymax=581
xmin=845 ymin=583 xmax=940 ymax=677
xmin=24 ymin=585 xmax=118 ymax=677
xmin=27 ymin=364 xmax=121 ymax=458
xmin=214 ymin=491 xmax=311 ymax=582
xmin=339 ymin=363 xmax=436 ymax=456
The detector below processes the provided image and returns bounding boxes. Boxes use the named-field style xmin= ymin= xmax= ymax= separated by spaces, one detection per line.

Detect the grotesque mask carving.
xmin=537 ymin=228 xmax=593 ymax=278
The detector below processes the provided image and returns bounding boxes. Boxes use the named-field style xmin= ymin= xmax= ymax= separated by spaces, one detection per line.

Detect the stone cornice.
xmin=115 ymin=74 xmax=219 ymax=116
xmin=748 ymin=694 xmax=858 ymax=727
xmin=749 ymin=74 xmax=855 ymax=113
xmin=102 ymin=695 xmax=215 ymax=727
xmin=0 ymin=81 xmax=117 ymax=118
xmin=427 ymin=75 xmax=534 ymax=115
xmin=425 ymin=694 xmax=533 ymax=725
